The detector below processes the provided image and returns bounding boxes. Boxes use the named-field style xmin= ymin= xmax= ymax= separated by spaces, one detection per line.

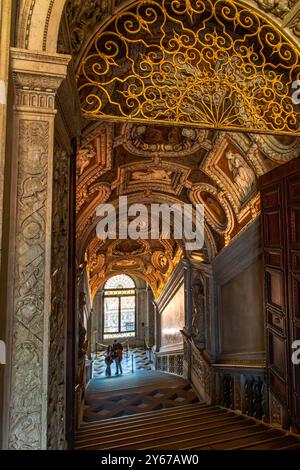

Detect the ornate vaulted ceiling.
xmin=75 ymin=119 xmax=300 ymax=298
xmin=58 ymin=0 xmax=300 ymax=298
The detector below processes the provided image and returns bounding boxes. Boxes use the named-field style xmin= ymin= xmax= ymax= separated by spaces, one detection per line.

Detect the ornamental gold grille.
xmin=76 ymin=0 xmax=300 ymax=135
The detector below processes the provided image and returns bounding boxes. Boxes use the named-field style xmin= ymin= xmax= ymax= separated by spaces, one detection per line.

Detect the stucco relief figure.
xmin=226 ymin=150 xmax=256 ymax=202
xmin=14 ymin=342 xmax=41 ymax=409
xmin=77 ymin=144 xmax=96 ymax=176
xmin=192 ymin=273 xmax=206 ymax=350
xmin=131 ymin=169 xmax=172 ymax=182
xmin=132 ymin=125 xmax=175 ymax=148
xmin=131 ymin=125 xmax=201 ymax=154
xmin=67 ymin=0 xmax=110 ymax=53
xmin=11 ymin=415 xmax=40 ymax=450
xmin=181 ymin=127 xmax=198 ymax=144
xmin=255 ymin=0 xmax=289 ymax=18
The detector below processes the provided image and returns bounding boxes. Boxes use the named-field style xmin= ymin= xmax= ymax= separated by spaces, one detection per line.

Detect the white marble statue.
xmin=226 ymin=150 xmax=256 ymax=201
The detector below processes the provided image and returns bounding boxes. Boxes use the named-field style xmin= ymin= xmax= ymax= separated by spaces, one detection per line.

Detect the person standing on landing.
xmin=112 ymin=339 xmax=123 ymax=375
xmin=116 ymin=344 xmax=123 ymax=375
xmin=105 ymin=345 xmax=114 ymax=377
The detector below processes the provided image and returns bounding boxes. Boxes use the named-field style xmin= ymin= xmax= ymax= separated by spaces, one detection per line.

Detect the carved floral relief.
xmin=9 ymin=120 xmax=49 ymax=450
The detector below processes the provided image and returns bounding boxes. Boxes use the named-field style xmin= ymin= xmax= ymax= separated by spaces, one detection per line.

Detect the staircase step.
xmin=76 ymin=407 xmax=228 ymax=438
xmin=75 ymin=414 xmax=247 ymax=449
xmin=236 ymin=434 xmax=300 ymax=450
xmin=77 ymin=402 xmax=208 ymax=431
xmin=276 ymin=442 xmax=300 ymax=450
xmin=76 ymin=410 xmax=233 ymax=442
xmin=77 ymin=416 xmax=259 ymax=450
xmin=75 ymin=371 xmax=300 ymax=451
xmin=202 ymin=425 xmax=280 ymax=450
xmin=138 ymin=421 xmax=263 ymax=451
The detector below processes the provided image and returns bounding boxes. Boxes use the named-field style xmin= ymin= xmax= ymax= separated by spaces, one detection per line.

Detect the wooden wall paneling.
xmin=286 ymin=171 xmax=300 ymax=430
xmin=260 ymin=157 xmax=300 ymax=430
xmin=260 ymin=176 xmax=290 ymax=428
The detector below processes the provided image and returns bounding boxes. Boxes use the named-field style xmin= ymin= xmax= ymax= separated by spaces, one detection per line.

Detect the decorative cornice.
xmin=10 ymin=48 xmax=71 ymax=111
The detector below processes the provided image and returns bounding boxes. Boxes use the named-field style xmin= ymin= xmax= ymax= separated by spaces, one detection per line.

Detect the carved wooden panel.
xmin=260 ymin=157 xmax=300 ymax=430
xmin=287 ymin=171 xmax=300 ymax=428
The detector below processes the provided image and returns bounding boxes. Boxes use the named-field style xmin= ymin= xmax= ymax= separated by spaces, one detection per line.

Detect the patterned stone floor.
xmin=93 ymin=347 xmax=153 ymax=378
xmin=83 ymin=370 xmax=199 ymax=422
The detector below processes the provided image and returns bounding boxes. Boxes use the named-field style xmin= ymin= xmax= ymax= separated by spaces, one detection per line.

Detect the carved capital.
xmin=10 ymin=48 xmax=71 ymax=111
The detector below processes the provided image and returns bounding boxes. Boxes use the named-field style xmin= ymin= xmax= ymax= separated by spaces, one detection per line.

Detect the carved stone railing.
xmin=190 ymin=341 xmax=215 ymax=404
xmin=185 ymin=333 xmax=267 ymax=421
xmin=214 ymin=364 xmax=268 ymax=421
xmin=155 ymin=349 xmax=184 ymax=377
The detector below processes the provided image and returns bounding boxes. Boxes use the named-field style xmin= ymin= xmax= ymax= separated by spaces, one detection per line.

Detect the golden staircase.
xmin=75 ymin=401 xmax=300 ymax=450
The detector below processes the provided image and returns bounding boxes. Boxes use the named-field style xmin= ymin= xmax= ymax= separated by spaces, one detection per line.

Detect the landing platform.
xmin=84 ymin=371 xmax=199 ymax=422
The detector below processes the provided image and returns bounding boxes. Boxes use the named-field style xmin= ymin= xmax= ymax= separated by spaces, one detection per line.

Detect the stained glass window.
xmin=104 ymin=297 xmax=118 ymax=333
xmin=104 ymin=274 xmax=135 ymax=290
xmin=103 ymin=275 xmax=136 ymax=339
xmin=121 ymin=296 xmax=135 ymax=332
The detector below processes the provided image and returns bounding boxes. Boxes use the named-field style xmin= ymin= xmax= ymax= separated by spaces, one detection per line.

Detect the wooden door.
xmin=286 ymin=168 xmax=300 ymax=429
xmin=260 ymin=157 xmax=300 ymax=431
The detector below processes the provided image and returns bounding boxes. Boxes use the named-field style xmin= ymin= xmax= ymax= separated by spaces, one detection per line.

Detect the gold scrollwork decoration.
xmin=77 ymin=0 xmax=300 ymax=135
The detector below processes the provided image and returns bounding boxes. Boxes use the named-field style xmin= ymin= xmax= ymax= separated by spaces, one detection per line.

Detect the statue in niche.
xmin=226 ymin=150 xmax=256 ymax=202
xmin=192 ymin=272 xmax=206 ymax=350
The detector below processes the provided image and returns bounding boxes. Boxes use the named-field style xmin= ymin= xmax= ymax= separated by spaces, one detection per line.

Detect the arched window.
xmin=103 ymin=275 xmax=136 ymax=339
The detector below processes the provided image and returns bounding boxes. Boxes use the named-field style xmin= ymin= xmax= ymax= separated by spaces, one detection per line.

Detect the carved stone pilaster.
xmin=153 ymin=301 xmax=161 ymax=352
xmin=6 ymin=49 xmax=70 ymax=450
xmin=183 ymin=258 xmax=192 ymax=337
xmin=191 ymin=270 xmax=206 ymax=350
xmin=47 ymin=142 xmax=70 ymax=450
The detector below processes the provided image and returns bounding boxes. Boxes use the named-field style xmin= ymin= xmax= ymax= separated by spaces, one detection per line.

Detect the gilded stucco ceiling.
xmin=75 ymin=119 xmax=299 ymax=298
xmin=58 ymin=0 xmax=300 ymax=298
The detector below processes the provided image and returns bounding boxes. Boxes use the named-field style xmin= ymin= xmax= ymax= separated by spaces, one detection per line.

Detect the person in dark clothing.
xmin=115 ymin=345 xmax=123 ymax=375
xmin=104 ymin=345 xmax=114 ymax=377
xmin=112 ymin=339 xmax=123 ymax=375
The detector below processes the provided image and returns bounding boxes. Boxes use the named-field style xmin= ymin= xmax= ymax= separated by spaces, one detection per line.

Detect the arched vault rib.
xmin=18 ymin=1 xmax=300 ymax=57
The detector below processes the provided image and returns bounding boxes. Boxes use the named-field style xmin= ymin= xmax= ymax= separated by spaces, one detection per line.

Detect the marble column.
xmin=5 ymin=49 xmax=70 ymax=450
